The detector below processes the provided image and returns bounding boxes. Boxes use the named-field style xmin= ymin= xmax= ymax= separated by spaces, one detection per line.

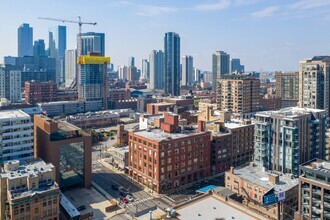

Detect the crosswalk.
xmin=126 ymin=197 xmax=154 ymax=207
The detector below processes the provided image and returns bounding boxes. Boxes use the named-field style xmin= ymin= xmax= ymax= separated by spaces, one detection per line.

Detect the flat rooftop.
xmin=0 ymin=109 xmax=30 ymax=120
xmin=58 ymin=121 xmax=81 ymax=132
xmin=301 ymin=159 xmax=330 ymax=175
xmin=133 ymin=129 xmax=206 ymax=142
xmin=256 ymin=107 xmax=325 ymax=118
xmin=1 ymin=159 xmax=54 ymax=180
xmin=233 ymin=165 xmax=298 ymax=192
xmin=176 ymin=194 xmax=267 ymax=220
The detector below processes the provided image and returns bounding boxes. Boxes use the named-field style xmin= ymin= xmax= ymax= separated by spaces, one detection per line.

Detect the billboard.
xmin=277 ymin=191 xmax=286 ymax=202
xmin=263 ymin=193 xmax=276 ymax=206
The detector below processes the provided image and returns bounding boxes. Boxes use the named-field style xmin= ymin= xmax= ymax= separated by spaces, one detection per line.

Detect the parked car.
xmin=120 ymin=197 xmax=129 ymax=204
xmin=77 ymin=205 xmax=86 ymax=211
xmin=126 ymin=195 xmax=134 ymax=202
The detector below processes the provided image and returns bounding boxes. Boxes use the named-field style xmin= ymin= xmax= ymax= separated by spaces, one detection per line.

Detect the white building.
xmin=118 ymin=65 xmax=127 ymax=80
xmin=65 ymin=49 xmax=77 ymax=88
xmin=0 ymin=68 xmax=21 ymax=103
xmin=182 ymin=55 xmax=193 ymax=86
xmin=0 ymin=110 xmax=34 ymax=163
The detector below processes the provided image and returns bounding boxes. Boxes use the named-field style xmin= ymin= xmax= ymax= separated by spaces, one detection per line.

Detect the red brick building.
xmin=25 ymin=80 xmax=58 ymax=105
xmin=128 ymin=112 xmax=211 ymax=193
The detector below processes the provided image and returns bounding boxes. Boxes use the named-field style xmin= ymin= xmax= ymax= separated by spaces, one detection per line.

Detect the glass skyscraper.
xmin=18 ymin=23 xmax=33 ymax=57
xmin=164 ymin=32 xmax=180 ymax=96
xmin=149 ymin=50 xmax=164 ymax=90
xmin=78 ymin=54 xmax=110 ymax=109
xmin=33 ymin=39 xmax=46 ymax=57
xmin=49 ymin=25 xmax=67 ymax=84
xmin=81 ymin=32 xmax=105 ymax=56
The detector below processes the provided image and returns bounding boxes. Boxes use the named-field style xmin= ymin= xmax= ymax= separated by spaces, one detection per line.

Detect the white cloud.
xmin=252 ymin=6 xmax=279 ymax=18
xmin=137 ymin=5 xmax=177 ymax=16
xmin=290 ymin=0 xmax=330 ymax=9
xmin=193 ymin=0 xmax=231 ymax=11
xmin=234 ymin=0 xmax=260 ymax=6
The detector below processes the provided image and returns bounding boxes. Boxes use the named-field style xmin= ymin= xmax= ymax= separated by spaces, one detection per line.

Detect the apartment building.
xmin=226 ymin=165 xmax=298 ymax=220
xmin=24 ymin=80 xmax=58 ymax=105
xmin=254 ymin=107 xmax=326 ymax=177
xmin=275 ymin=71 xmax=299 ymax=108
xmin=0 ymin=159 xmax=60 ymax=220
xmin=217 ymin=73 xmax=260 ymax=118
xmin=0 ymin=110 xmax=34 ymax=163
xmin=128 ymin=113 xmax=211 ymax=193
xmin=299 ymin=56 xmax=330 ymax=117
xmin=295 ymin=159 xmax=330 ymax=220
xmin=209 ymin=119 xmax=254 ymax=175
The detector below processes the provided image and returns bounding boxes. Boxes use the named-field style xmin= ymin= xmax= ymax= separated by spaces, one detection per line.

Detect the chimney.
xmin=198 ymin=120 xmax=205 ymax=132
xmin=230 ymin=166 xmax=234 ymax=174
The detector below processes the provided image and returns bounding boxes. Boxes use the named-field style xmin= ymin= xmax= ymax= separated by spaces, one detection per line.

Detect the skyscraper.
xmin=194 ymin=68 xmax=201 ymax=84
xmin=0 ymin=68 xmax=21 ymax=103
xmin=275 ymin=71 xmax=299 ymax=108
xmin=127 ymin=66 xmax=139 ymax=81
xmin=181 ymin=55 xmax=194 ymax=86
xmin=212 ymin=51 xmax=230 ymax=91
xmin=17 ymin=23 xmax=33 ymax=57
xmin=81 ymin=32 xmax=105 ymax=56
xmin=49 ymin=25 xmax=67 ymax=84
xmin=141 ymin=59 xmax=150 ymax=79
xmin=128 ymin=56 xmax=135 ymax=67
xmin=149 ymin=50 xmax=164 ymax=90
xmin=65 ymin=49 xmax=77 ymax=88
xmin=298 ymin=56 xmax=330 ymax=117
xmin=217 ymin=74 xmax=260 ymax=117
xmin=118 ymin=65 xmax=128 ymax=80
xmin=33 ymin=39 xmax=46 ymax=57
xmin=230 ymin=58 xmax=244 ymax=73
xmin=164 ymin=32 xmax=180 ymax=96
xmin=78 ymin=53 xmax=110 ymax=109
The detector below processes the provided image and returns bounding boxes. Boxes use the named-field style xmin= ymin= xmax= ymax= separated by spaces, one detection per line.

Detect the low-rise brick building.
xmin=128 ymin=112 xmax=211 ymax=193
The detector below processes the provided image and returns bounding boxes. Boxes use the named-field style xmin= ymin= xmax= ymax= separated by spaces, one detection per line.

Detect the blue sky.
xmin=1 ymin=0 xmax=330 ymax=71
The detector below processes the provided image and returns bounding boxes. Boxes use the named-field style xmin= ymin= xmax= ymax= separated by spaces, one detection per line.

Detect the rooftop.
xmin=133 ymin=129 xmax=206 ymax=142
xmin=256 ymin=107 xmax=325 ymax=118
xmin=301 ymin=159 xmax=330 ymax=175
xmin=232 ymin=165 xmax=298 ymax=192
xmin=175 ymin=194 xmax=267 ymax=220
xmin=1 ymin=159 xmax=54 ymax=180
xmin=60 ymin=193 xmax=80 ymax=218
xmin=0 ymin=109 xmax=30 ymax=120
xmin=58 ymin=121 xmax=81 ymax=132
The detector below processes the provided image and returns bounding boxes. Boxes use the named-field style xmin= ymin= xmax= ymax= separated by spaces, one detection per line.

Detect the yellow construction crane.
xmin=38 ymin=16 xmax=97 ymax=56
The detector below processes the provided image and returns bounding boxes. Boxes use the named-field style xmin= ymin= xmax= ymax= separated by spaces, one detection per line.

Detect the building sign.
xmin=263 ymin=193 xmax=276 ymax=206
xmin=277 ymin=191 xmax=286 ymax=202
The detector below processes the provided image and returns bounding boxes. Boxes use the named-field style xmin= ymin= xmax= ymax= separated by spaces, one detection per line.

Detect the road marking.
xmin=126 ymin=197 xmax=154 ymax=207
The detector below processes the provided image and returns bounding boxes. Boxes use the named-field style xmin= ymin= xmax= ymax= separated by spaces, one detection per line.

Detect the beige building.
xmin=275 ymin=71 xmax=299 ymax=108
xmin=0 ymin=159 xmax=60 ymax=220
xmin=298 ymin=56 xmax=330 ymax=117
xmin=217 ymin=73 xmax=260 ymax=118
xmin=226 ymin=165 xmax=298 ymax=220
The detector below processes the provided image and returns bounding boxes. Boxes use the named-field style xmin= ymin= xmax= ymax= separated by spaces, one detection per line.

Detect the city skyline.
xmin=1 ymin=0 xmax=330 ymax=71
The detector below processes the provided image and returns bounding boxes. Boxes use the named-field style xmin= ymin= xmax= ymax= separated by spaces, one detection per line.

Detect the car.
xmin=77 ymin=205 xmax=86 ymax=211
xmin=120 ymin=197 xmax=129 ymax=204
xmin=112 ymin=184 xmax=118 ymax=190
xmin=126 ymin=195 xmax=134 ymax=202
xmin=120 ymin=191 xmax=127 ymax=197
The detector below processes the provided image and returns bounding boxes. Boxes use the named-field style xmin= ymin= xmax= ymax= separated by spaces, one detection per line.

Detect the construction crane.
xmin=38 ymin=16 xmax=97 ymax=56
xmin=38 ymin=16 xmax=97 ymax=90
